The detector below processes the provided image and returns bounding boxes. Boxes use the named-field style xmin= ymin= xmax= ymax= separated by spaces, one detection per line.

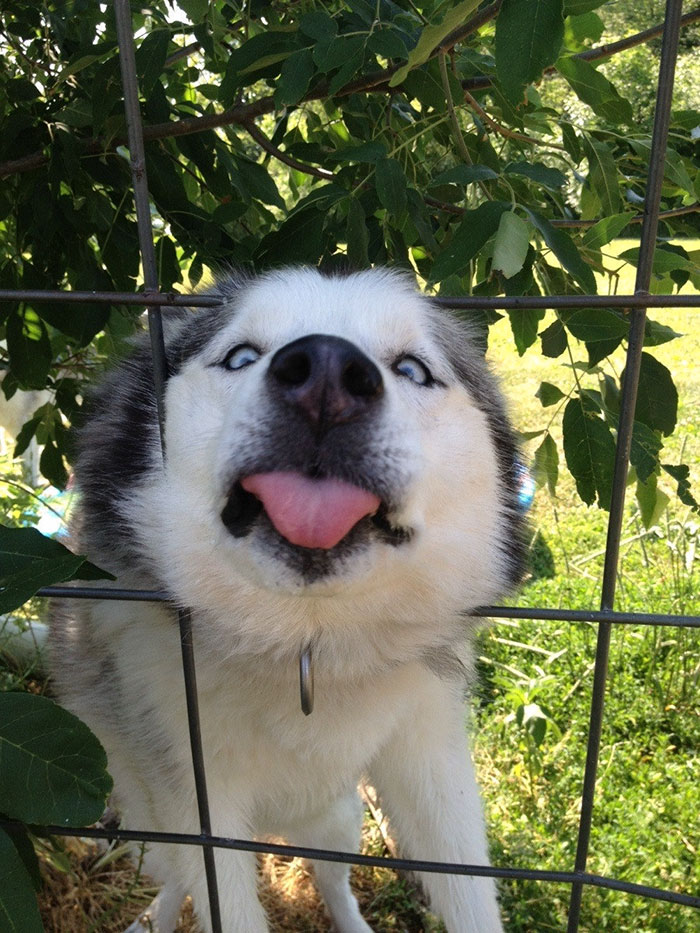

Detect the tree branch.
xmin=463 ymin=6 xmax=700 ymax=90
xmin=243 ymin=120 xmax=334 ymax=179
xmin=462 ymin=87 xmax=566 ymax=151
xmin=2 ymin=5 xmax=698 ymax=180
xmin=423 ymin=198 xmax=700 ymax=228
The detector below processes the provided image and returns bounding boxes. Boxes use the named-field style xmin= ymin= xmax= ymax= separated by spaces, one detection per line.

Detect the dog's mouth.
xmin=221 ymin=471 xmax=411 ymax=550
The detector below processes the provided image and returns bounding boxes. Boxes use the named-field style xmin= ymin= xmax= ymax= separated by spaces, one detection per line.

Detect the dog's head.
xmin=78 ymin=268 xmax=525 ymax=660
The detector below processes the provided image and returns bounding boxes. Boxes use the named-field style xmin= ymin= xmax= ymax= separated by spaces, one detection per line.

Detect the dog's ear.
xmin=210 ymin=265 xmax=254 ymax=300
xmin=317 ymin=255 xmax=359 ymax=277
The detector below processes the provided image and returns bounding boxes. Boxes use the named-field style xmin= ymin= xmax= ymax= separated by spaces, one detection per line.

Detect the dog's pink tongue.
xmin=241 ymin=472 xmax=380 ymax=550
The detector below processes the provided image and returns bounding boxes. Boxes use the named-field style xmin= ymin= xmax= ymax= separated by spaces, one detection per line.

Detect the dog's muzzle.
xmin=220 ymin=334 xmax=412 ymax=552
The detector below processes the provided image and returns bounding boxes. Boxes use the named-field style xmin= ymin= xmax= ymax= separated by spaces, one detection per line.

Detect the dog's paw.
xmin=123 ymin=886 xmax=183 ymax=933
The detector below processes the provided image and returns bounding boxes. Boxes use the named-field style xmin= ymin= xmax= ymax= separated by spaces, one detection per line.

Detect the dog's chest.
xmin=193 ymin=659 xmax=422 ymax=809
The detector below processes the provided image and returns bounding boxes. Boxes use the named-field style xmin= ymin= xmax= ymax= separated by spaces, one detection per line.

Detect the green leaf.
xmin=50 ymin=53 xmax=104 ymax=91
xmin=627 ymin=352 xmax=678 ymax=437
xmin=375 ymin=157 xmax=408 ymax=217
xmin=274 ymin=48 xmax=315 ymax=108
xmin=406 ymin=188 xmax=438 ymax=252
xmin=429 ymin=164 xmax=498 ymax=187
xmin=39 ymin=440 xmax=68 ymax=489
xmin=0 ymin=693 xmax=112 ymax=825
xmin=493 ymin=211 xmax=531 ymax=279
xmin=618 ymin=246 xmax=696 ymax=276
xmin=6 ymin=309 xmax=52 ymax=390
xmin=178 ymin=0 xmax=208 ymax=21
xmin=0 ymin=525 xmax=115 ymax=614
xmin=236 ymin=158 xmax=285 ymax=209
xmin=560 ymin=306 xmax=628 ymax=343
xmin=558 ymin=308 xmax=628 ymax=364
xmin=540 ymin=318 xmax=568 ymax=357
xmin=313 ymin=34 xmax=362 ymax=73
xmin=526 ymin=210 xmax=597 ymax=293
xmin=661 ymin=464 xmax=699 ymax=512
xmin=566 ymin=11 xmax=604 ymax=44
xmin=299 ymin=11 xmax=337 ymax=41
xmin=629 ymin=420 xmax=663 ymax=483
xmin=495 ymin=0 xmax=565 ymax=103
xmin=39 ymin=441 xmax=69 ymax=490
xmin=600 ymin=372 xmax=620 ymax=418
xmin=556 ymin=55 xmax=633 ymax=124
xmin=429 ymin=201 xmax=509 ymax=283
xmin=157 ymin=235 xmax=182 ymax=290
xmin=136 ymin=29 xmax=170 ymax=97
xmin=13 ymin=415 xmax=41 ymax=458
xmin=402 ymin=63 xmax=449 ymax=111
xmin=227 ymin=31 xmax=300 ymax=80
xmin=37 ymin=291 xmax=111 ymax=346
xmin=504 ymin=161 xmax=567 ymax=189
xmin=389 ymin=0 xmax=481 ymax=87
xmin=534 ymin=432 xmax=559 ymax=496
xmin=643 ymin=319 xmax=682 ymax=347
xmin=563 ymin=0 xmax=606 ymax=13
xmin=346 ymin=197 xmax=369 ymax=268
xmin=627 ymin=139 xmax=696 ymax=197
xmin=1 ymin=824 xmax=41 ymax=892
xmin=54 ymin=98 xmax=93 ymax=127
xmin=636 ymin=472 xmax=670 ymax=529
xmin=0 ymin=828 xmax=43 ymax=933
xmin=255 ymin=206 xmax=327 ymax=266
xmin=336 ymin=141 xmax=388 ymax=164
xmin=581 ymin=212 xmax=634 ymax=249
xmin=562 ymin=395 xmax=616 ymax=508
xmin=367 ymin=28 xmax=409 ymax=61
xmin=327 ymin=41 xmax=366 ymax=95
xmin=536 ymin=382 xmax=566 ymax=407
xmin=583 ymin=136 xmax=621 ymax=215
xmin=508 ymin=308 xmax=545 ymax=355
xmin=561 ymin=123 xmax=582 ymax=163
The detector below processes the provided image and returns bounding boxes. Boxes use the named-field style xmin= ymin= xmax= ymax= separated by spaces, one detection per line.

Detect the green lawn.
xmin=473 ymin=245 xmax=699 ymax=932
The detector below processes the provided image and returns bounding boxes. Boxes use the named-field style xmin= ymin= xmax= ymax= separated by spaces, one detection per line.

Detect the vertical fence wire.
xmin=113 ymin=2 xmax=223 ymax=929
xmin=565 ymin=1 xmax=686 ymax=929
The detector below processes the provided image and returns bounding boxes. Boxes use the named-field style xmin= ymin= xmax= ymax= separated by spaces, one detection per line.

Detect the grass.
xmin=473 ymin=242 xmax=699 ymax=932
xmin=1 ymin=243 xmax=698 ymax=931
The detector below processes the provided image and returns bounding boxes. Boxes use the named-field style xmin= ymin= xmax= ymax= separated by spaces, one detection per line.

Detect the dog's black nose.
xmin=268 ymin=334 xmax=384 ymax=430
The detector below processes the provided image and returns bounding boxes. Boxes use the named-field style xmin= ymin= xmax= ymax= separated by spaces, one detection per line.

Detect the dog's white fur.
xmin=51 ymin=268 xmax=523 ymax=932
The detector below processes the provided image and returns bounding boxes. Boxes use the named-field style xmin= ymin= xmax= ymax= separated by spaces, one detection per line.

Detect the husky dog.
xmin=50 ymin=268 xmax=525 ymax=933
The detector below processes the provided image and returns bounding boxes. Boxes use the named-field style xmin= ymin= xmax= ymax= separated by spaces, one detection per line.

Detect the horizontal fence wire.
xmin=1 ymin=0 xmax=697 ymax=929
xmin=1 ymin=820 xmax=698 ymax=911
xmin=1 ymin=288 xmax=699 ymax=309
xmin=35 ymin=587 xmax=700 ymax=628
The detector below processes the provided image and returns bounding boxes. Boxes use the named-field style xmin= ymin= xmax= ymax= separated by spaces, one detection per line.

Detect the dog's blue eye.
xmin=393 ymin=355 xmax=433 ymax=386
xmin=223 ymin=344 xmax=261 ymax=370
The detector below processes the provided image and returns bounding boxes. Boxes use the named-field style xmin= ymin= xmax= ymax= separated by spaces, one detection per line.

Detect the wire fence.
xmin=3 ymin=0 xmax=700 ymax=930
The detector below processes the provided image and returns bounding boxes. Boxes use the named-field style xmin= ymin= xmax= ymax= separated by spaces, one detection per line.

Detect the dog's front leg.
xmin=187 ymin=846 xmax=268 ymax=933
xmin=367 ymin=672 xmax=504 ymax=933
xmin=287 ymin=791 xmax=372 ymax=933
